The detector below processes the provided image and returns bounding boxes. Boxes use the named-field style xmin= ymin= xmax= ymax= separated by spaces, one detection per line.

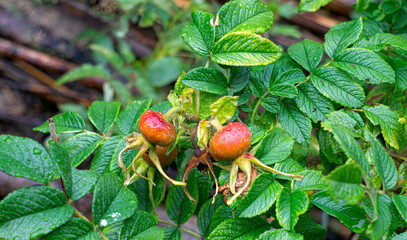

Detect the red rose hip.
xmin=209 ymin=122 xmax=251 ymax=161
xmin=142 ymin=146 xmax=178 ymax=167
xmin=139 ymin=110 xmax=176 ymax=147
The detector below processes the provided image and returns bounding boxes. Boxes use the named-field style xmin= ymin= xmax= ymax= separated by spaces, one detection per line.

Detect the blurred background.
xmin=0 ymin=0 xmax=357 ymax=239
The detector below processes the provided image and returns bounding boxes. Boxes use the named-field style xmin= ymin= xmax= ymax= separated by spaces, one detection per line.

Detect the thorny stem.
xmin=323 ymin=60 xmax=332 ymax=67
xmin=49 ymin=118 xmax=58 ymax=143
xmin=205 ymin=58 xmax=211 ymax=68
xmin=250 ymin=91 xmax=269 ymax=124
xmin=158 ymin=219 xmax=202 ymax=238
xmin=73 ymin=207 xmax=109 ymax=240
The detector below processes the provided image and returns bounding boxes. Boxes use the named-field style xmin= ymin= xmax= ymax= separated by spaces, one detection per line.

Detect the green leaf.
xmin=209 ymin=205 xmax=233 ymax=234
xmin=276 ymin=188 xmax=309 ymax=230
xmin=318 ymin=129 xmax=347 ymax=166
xmin=324 ymin=18 xmax=363 ymax=58
xmin=299 ymin=0 xmax=332 ymax=12
xmin=0 ymin=135 xmax=55 ymax=184
xmin=181 ymin=67 xmax=228 ymax=95
xmin=129 ymin=174 xmax=164 ymax=213
xmin=236 ymin=173 xmax=283 ymax=218
xmin=275 ymin=69 xmax=307 ymax=85
xmin=364 ymin=130 xmax=398 ymax=190
xmin=295 ymin=82 xmax=334 ymax=122
xmin=390 ymin=57 xmax=407 ymax=92
xmin=311 ymin=191 xmax=368 ymax=233
xmin=166 ymin=173 xmax=198 ymax=225
xmin=293 ymin=170 xmax=326 ymax=191
xmin=116 ymin=99 xmax=152 ymax=134
xmin=380 ymin=0 xmax=403 ymax=14
xmin=111 ymin=80 xmax=132 ymax=105
xmin=148 ymin=57 xmax=184 ymax=87
xmin=164 ymin=226 xmax=182 ymax=240
xmin=332 ymin=48 xmax=395 ymax=84
xmin=71 ymin=168 xmax=98 ymax=201
xmin=294 ymin=215 xmax=327 ymax=240
xmin=63 ymin=132 xmax=103 ymax=167
xmin=270 ymin=84 xmax=298 ymax=98
xmin=49 ymin=140 xmax=73 ymax=196
xmin=197 ymin=197 xmax=224 ymax=237
xmin=355 ymin=33 xmax=407 ymax=52
xmin=392 ymin=233 xmax=407 ymax=240
xmin=210 ymin=96 xmax=238 ymax=124
xmin=392 ymin=195 xmax=407 ymax=223
xmin=247 ymin=123 xmax=265 ymax=144
xmin=325 ymin=162 xmax=364 ymax=205
xmin=87 ymin=101 xmax=121 ymax=134
xmin=310 ymin=67 xmax=365 ymax=108
xmin=207 ymin=217 xmax=270 ymax=240
xmin=199 ymin=91 xmax=220 ymax=119
xmin=367 ymin=194 xmax=392 ymax=240
xmin=326 ymin=111 xmax=362 ymax=135
xmin=324 ymin=123 xmax=371 ymax=176
xmin=212 ymin=32 xmax=283 ymax=66
xmin=228 ymin=66 xmax=250 ymax=93
xmin=90 ymin=44 xmax=124 ymax=70
xmin=278 ymin=100 xmax=312 ymax=147
xmin=120 ymin=211 xmax=165 ymax=240
xmin=79 ymin=231 xmax=102 ymax=239
xmin=259 ymin=229 xmax=304 ymax=240
xmin=0 ymin=186 xmax=74 ymax=239
xmin=288 ymin=39 xmax=323 ymax=72
xmin=216 ymin=0 xmax=274 ymax=40
xmin=101 ymin=222 xmax=124 ymax=240
xmin=356 ymin=0 xmax=370 ymax=12
xmin=274 ymin=158 xmax=305 ymax=180
xmin=255 ymin=128 xmax=294 ymax=165
xmin=182 ymin=10 xmax=214 ymax=57
xmin=91 ymin=136 xmax=125 ymax=175
xmin=364 ymin=104 xmax=406 ymax=151
xmin=41 ymin=218 xmax=93 ymax=240
xmin=248 ymin=68 xmax=268 ymax=97
xmin=92 ymin=173 xmax=138 ymax=227
xmin=56 ymin=64 xmax=110 ymax=85
xmin=260 ymin=97 xmax=280 ymax=114
xmin=34 ymin=111 xmax=86 ymax=133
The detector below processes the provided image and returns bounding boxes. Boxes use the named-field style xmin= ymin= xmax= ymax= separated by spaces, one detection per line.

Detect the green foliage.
xmin=1 ymin=0 xmax=407 ymax=239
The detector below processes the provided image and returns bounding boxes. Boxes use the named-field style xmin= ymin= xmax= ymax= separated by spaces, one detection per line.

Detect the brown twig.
xmin=49 ymin=118 xmax=58 ymax=144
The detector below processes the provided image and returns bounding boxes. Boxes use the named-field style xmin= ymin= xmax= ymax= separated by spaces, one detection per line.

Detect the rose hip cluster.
xmin=118 ymin=109 xmax=302 ymax=205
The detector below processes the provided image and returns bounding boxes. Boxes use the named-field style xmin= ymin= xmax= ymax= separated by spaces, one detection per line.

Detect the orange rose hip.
xmin=209 ymin=122 xmax=251 ymax=161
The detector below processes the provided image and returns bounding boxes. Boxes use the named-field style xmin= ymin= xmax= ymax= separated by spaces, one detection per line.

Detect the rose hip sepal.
xmin=139 ymin=110 xmax=176 ymax=147
xmin=142 ymin=146 xmax=178 ymax=167
xmin=209 ymin=122 xmax=251 ymax=161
